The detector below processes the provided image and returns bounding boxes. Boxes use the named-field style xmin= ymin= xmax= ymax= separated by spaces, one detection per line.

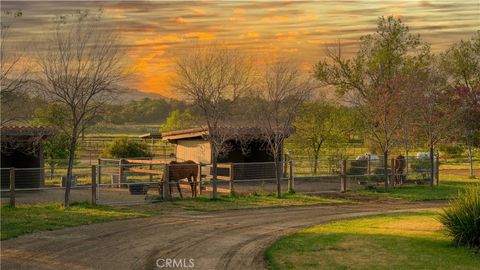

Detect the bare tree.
xmin=1 ymin=9 xmax=30 ymax=126
xmin=252 ymin=60 xmax=314 ymax=197
xmin=411 ymin=59 xmax=461 ymax=187
xmin=173 ymin=44 xmax=253 ymax=199
xmin=36 ymin=10 xmax=125 ymax=207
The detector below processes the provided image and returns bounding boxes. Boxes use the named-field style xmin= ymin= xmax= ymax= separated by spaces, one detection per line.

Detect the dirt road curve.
xmin=1 ymin=201 xmax=444 ymax=270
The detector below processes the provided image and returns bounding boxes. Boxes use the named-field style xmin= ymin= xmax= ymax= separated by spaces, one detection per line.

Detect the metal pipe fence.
xmin=0 ymin=157 xmax=440 ymax=206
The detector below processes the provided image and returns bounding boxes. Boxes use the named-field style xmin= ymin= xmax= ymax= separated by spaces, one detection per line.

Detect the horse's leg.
xmin=176 ymin=180 xmax=183 ymax=198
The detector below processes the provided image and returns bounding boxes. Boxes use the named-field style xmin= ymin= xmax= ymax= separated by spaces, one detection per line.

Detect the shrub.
xmin=439 ymin=145 xmax=465 ymax=159
xmin=347 ymin=160 xmax=367 ymax=176
xmin=439 ymin=185 xmax=480 ymax=248
xmin=101 ymin=138 xmax=152 ymax=158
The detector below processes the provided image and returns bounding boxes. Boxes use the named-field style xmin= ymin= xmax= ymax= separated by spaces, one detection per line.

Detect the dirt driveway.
xmin=1 ymin=201 xmax=444 ymax=270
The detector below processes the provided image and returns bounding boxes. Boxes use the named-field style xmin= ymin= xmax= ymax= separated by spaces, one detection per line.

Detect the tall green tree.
xmin=315 ymin=16 xmax=429 ymax=190
xmin=442 ymin=31 xmax=480 ymax=178
xmin=160 ymin=110 xmax=195 ymax=132
xmin=291 ymin=102 xmax=355 ymax=174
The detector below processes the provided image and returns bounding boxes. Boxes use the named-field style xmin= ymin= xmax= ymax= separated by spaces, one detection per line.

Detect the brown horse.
xmin=393 ymin=155 xmax=406 ymax=185
xmin=159 ymin=160 xmax=198 ymax=198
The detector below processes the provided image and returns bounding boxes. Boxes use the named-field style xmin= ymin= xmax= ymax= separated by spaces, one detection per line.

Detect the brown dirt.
xmin=1 ymin=201 xmax=445 ymax=270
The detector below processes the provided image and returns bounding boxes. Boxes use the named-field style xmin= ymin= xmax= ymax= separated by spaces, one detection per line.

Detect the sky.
xmin=2 ymin=0 xmax=479 ymax=98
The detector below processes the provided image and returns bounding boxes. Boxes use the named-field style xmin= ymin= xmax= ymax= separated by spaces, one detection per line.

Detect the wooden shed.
xmin=1 ymin=126 xmax=56 ymax=189
xmin=161 ymin=127 xmax=287 ymax=163
xmin=162 ymin=127 xmax=290 ymax=181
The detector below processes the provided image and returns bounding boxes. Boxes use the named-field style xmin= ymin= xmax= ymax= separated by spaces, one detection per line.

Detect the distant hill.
xmin=22 ymin=81 xmax=168 ymax=103
xmin=113 ymin=88 xmax=167 ymax=103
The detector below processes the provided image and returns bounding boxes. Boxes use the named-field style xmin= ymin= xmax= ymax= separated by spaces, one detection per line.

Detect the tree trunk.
xmin=274 ymin=155 xmax=281 ymax=198
xmin=64 ymin=134 xmax=77 ymax=208
xmin=383 ymin=150 xmax=389 ymax=191
xmin=211 ymin=152 xmax=218 ymax=200
xmin=429 ymin=145 xmax=434 ymax=188
xmin=468 ymin=138 xmax=474 ymax=178
xmin=313 ymin=155 xmax=318 ymax=175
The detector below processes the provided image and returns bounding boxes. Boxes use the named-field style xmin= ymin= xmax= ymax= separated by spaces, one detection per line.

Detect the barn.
xmin=161 ymin=127 xmax=289 ymax=180
xmin=161 ymin=127 xmax=287 ymax=163
xmin=1 ymin=126 xmax=56 ymax=189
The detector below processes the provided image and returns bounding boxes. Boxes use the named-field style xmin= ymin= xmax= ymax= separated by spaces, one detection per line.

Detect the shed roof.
xmin=161 ymin=127 xmax=207 ymax=141
xmin=139 ymin=132 xmax=161 ymax=139
xmin=1 ymin=126 xmax=57 ymax=140
xmin=161 ymin=126 xmax=294 ymax=143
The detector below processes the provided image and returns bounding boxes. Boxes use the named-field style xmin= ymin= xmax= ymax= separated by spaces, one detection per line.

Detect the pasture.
xmin=266 ymin=211 xmax=480 ymax=270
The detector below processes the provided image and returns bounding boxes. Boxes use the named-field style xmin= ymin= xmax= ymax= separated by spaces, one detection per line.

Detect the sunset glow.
xmin=3 ymin=0 xmax=479 ymax=97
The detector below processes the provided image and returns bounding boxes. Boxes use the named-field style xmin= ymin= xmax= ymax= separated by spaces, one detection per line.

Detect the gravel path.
xmin=1 ymin=201 xmax=444 ymax=270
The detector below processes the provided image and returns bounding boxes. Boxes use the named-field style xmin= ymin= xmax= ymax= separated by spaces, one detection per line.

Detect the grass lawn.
xmin=353 ymin=180 xmax=477 ymax=201
xmin=1 ymin=202 xmax=152 ymax=240
xmin=164 ymin=193 xmax=347 ymax=212
xmin=266 ymin=211 xmax=480 ymax=270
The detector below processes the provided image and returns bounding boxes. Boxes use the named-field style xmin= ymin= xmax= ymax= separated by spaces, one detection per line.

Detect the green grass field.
xmin=266 ymin=211 xmax=480 ymax=270
xmin=167 ymin=193 xmax=347 ymax=211
xmin=353 ymin=181 xmax=476 ymax=201
xmin=0 ymin=202 xmax=152 ymax=240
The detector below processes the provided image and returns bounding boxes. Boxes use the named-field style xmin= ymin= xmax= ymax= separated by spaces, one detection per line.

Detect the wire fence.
xmin=0 ymin=157 xmax=443 ymax=206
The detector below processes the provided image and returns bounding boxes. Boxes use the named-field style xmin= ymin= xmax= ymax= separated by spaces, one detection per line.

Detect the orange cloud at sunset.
xmin=2 ymin=0 xmax=478 ymax=98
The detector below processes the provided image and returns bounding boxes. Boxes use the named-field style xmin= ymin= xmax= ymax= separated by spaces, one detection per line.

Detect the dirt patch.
xmin=1 ymin=201 xmax=445 ymax=270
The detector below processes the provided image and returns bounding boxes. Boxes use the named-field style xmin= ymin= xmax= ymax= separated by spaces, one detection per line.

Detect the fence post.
xmin=391 ymin=158 xmax=396 ymax=187
xmin=9 ymin=167 xmax=15 ymax=207
xmin=288 ymin=160 xmax=295 ymax=193
xmin=97 ymin=159 xmax=102 ymax=186
xmin=435 ymin=155 xmax=440 ymax=186
xmin=119 ymin=159 xmax=125 ymax=188
xmin=229 ymin=163 xmax=235 ymax=196
xmin=91 ymin=165 xmax=97 ymax=205
xmin=163 ymin=164 xmax=170 ymax=199
xmin=367 ymin=154 xmax=371 ymax=176
xmin=340 ymin=160 xmax=347 ymax=193
xmin=149 ymin=157 xmax=153 ymax=183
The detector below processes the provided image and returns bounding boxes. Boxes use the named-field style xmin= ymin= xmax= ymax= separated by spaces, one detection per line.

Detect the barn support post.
xmin=9 ymin=167 xmax=15 ymax=208
xmin=288 ymin=160 xmax=295 ymax=193
xmin=391 ymin=158 xmax=396 ymax=188
xmin=149 ymin=157 xmax=153 ymax=183
xmin=198 ymin=164 xmax=202 ymax=195
xmin=340 ymin=160 xmax=347 ymax=193
xmin=91 ymin=165 xmax=97 ymax=205
xmin=229 ymin=163 xmax=235 ymax=196
xmin=435 ymin=155 xmax=440 ymax=186
xmin=163 ymin=164 xmax=171 ymax=200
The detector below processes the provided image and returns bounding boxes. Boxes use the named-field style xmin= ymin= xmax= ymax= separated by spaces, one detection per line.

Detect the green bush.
xmin=439 ymin=185 xmax=480 ymax=248
xmin=101 ymin=138 xmax=152 ymax=158
xmin=440 ymin=145 xmax=465 ymax=158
